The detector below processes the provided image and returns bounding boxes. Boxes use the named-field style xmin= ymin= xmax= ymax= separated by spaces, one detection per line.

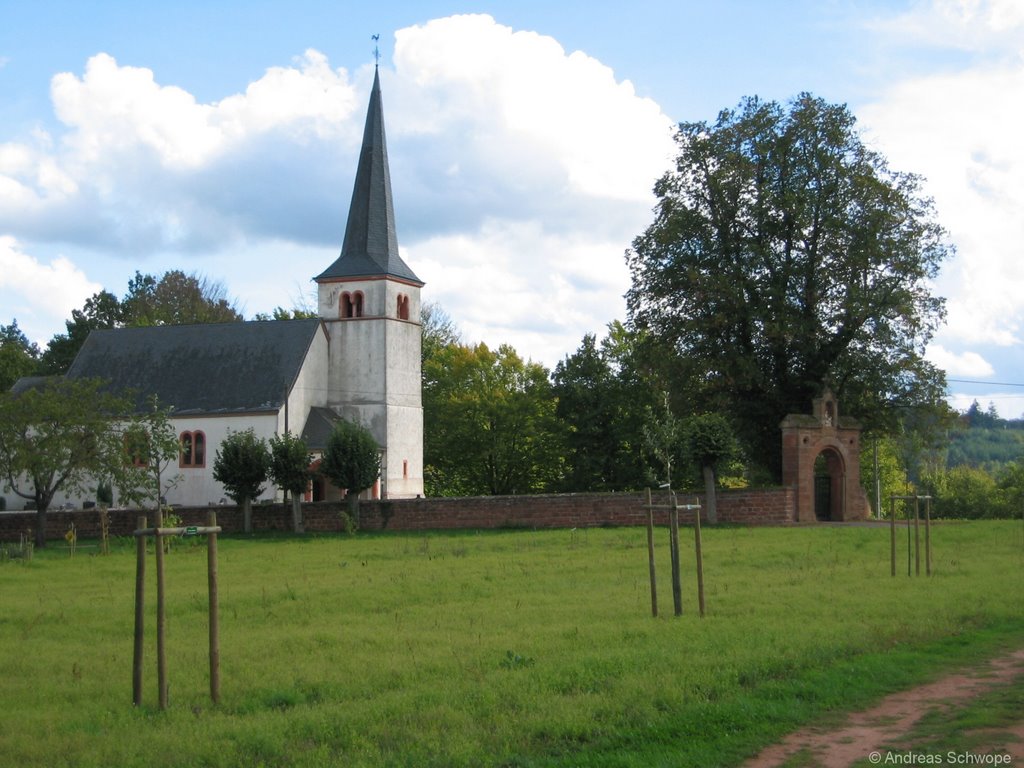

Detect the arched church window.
xmin=180 ymin=430 xmax=206 ymax=468
xmin=352 ymin=291 xmax=364 ymax=317
xmin=397 ymin=294 xmax=410 ymax=320
xmin=340 ymin=292 xmax=353 ymax=318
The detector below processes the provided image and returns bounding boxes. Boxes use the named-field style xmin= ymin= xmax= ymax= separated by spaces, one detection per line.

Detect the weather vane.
xmin=372 ymin=34 xmax=380 ymax=65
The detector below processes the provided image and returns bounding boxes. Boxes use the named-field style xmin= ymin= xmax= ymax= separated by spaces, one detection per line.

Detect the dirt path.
xmin=744 ymin=647 xmax=1024 ymax=768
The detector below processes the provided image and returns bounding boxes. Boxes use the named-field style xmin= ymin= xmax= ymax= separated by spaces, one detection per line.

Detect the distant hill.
xmin=947 ymin=400 xmax=1024 ymax=469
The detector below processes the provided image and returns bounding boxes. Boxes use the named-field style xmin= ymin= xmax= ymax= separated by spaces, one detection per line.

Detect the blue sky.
xmin=2 ymin=1 xmax=1023 ymax=416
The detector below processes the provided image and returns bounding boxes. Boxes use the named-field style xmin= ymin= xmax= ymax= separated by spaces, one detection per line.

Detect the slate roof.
xmin=9 ymin=376 xmax=59 ymax=396
xmin=65 ymin=319 xmax=324 ymax=416
xmin=315 ymin=67 xmax=423 ymax=286
xmin=300 ymin=406 xmax=341 ymax=451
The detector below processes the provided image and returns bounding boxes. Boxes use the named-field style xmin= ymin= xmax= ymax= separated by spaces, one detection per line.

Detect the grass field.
xmin=1 ymin=521 xmax=1022 ymax=767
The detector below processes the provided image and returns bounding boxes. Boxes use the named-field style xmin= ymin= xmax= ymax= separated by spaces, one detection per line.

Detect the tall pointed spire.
xmin=315 ymin=67 xmax=422 ymax=285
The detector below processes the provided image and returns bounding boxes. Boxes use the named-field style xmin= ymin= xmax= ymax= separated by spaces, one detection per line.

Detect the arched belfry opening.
xmin=780 ymin=389 xmax=867 ymax=522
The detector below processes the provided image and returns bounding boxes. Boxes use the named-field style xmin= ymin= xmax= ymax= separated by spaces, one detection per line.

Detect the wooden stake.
xmin=924 ymin=496 xmax=932 ymax=576
xmin=913 ymin=496 xmax=921 ymax=576
xmin=890 ymin=496 xmax=896 ymax=577
xmin=906 ymin=498 xmax=912 ymax=577
xmin=693 ymin=498 xmax=705 ymax=617
xmin=645 ymin=488 xmax=658 ymax=617
xmin=132 ymin=516 xmax=147 ymax=707
xmin=207 ymin=511 xmax=220 ymax=705
xmin=669 ymin=494 xmax=682 ymax=617
xmin=155 ymin=506 xmax=168 ymax=710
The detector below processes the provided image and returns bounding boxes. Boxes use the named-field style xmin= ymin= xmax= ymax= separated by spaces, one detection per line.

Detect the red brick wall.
xmin=0 ymin=488 xmax=797 ymax=543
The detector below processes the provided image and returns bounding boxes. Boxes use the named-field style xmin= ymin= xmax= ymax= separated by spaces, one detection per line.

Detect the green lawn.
xmin=1 ymin=521 xmax=1022 ymax=767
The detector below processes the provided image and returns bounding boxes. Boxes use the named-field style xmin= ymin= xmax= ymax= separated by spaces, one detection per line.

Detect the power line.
xmin=947 ymin=378 xmax=1024 ymax=388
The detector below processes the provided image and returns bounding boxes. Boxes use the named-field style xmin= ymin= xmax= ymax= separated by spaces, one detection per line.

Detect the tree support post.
xmin=155 ymin=507 xmax=168 ymax=711
xmin=132 ymin=517 xmax=222 ymax=710
xmin=683 ymin=499 xmax=706 ymax=618
xmin=207 ymin=510 xmax=220 ymax=704
xmin=924 ymin=496 xmax=932 ymax=576
xmin=890 ymin=496 xmax=897 ymax=577
xmin=669 ymin=493 xmax=682 ymax=617
xmin=132 ymin=516 xmax=147 ymax=707
xmin=645 ymin=488 xmax=658 ymax=618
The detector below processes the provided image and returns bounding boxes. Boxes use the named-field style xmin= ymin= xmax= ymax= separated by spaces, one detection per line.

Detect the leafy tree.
xmin=39 ymin=290 xmax=124 ymax=374
xmin=995 ymin=461 xmax=1024 ymax=520
xmin=642 ymin=393 xmax=684 ymax=491
xmin=920 ymin=465 xmax=999 ymax=519
xmin=421 ymin=300 xmax=462 ymax=367
xmin=123 ymin=269 xmax=242 ymax=327
xmin=269 ymin=431 xmax=313 ymax=532
xmin=423 ymin=342 xmax=563 ymax=496
xmin=0 ymin=378 xmax=134 ymax=547
xmin=680 ymin=413 xmax=739 ymax=523
xmin=318 ymin=419 xmax=380 ymax=529
xmin=552 ymin=327 xmax=654 ymax=491
xmin=0 ymin=320 xmax=41 ymax=391
xmin=859 ymin=435 xmax=910 ymax=517
xmin=40 ymin=271 xmax=243 ymax=374
xmin=118 ymin=397 xmax=183 ymax=521
xmin=253 ymin=307 xmax=318 ymax=321
xmin=626 ymin=93 xmax=952 ymax=479
xmin=212 ymin=428 xmax=270 ymax=533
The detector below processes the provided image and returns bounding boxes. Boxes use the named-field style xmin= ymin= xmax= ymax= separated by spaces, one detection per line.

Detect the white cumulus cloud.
xmin=0 ymin=16 xmax=676 ymax=364
xmin=859 ymin=0 xmax=1024 ymax=349
xmin=925 ymin=344 xmax=994 ymax=377
xmin=0 ymin=236 xmax=102 ymax=344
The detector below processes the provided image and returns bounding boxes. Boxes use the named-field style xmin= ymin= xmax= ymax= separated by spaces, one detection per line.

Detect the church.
xmin=34 ymin=66 xmax=424 ymax=508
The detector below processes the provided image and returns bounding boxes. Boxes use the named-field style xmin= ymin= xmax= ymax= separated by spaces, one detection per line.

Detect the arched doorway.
xmin=780 ymin=388 xmax=866 ymax=522
xmin=813 ymin=449 xmax=845 ymax=521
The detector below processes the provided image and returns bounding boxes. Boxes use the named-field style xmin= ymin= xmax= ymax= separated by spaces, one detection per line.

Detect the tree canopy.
xmin=318 ymin=419 xmax=381 ymax=526
xmin=0 ymin=378 xmax=135 ymax=546
xmin=0 ymin=320 xmax=41 ymax=392
xmin=38 ymin=270 xmax=243 ymax=374
xmin=423 ymin=341 xmax=563 ymax=496
xmin=212 ymin=428 xmax=270 ymax=533
xmin=626 ymin=93 xmax=952 ymax=477
xmin=269 ymin=431 xmax=313 ymax=532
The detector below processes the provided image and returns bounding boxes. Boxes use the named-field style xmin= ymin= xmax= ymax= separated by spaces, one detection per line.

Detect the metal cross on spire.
xmin=372 ymin=34 xmax=380 ymax=66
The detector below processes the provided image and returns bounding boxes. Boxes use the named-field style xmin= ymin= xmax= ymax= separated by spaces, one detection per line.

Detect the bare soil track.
xmin=744 ymin=647 xmax=1024 ymax=768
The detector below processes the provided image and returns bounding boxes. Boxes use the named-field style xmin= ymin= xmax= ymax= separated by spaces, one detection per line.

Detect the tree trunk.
xmin=242 ymin=497 xmax=252 ymax=534
xmin=34 ymin=506 xmax=48 ymax=548
xmin=346 ymin=491 xmax=360 ymax=533
xmin=291 ymin=493 xmax=303 ymax=533
xmin=703 ymin=464 xmax=718 ymax=524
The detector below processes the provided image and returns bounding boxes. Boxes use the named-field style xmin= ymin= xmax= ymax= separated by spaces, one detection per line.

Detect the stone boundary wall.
xmin=0 ymin=488 xmax=796 ymax=543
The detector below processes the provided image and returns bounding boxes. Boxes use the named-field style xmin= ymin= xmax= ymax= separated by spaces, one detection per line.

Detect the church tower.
xmin=315 ymin=66 xmax=424 ymax=498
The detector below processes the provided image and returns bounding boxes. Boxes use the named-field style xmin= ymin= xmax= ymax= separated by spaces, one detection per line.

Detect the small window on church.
xmin=340 ymin=292 xmax=353 ymax=318
xmin=403 ymin=459 xmax=408 ymax=479
xmin=352 ymin=291 xmax=364 ymax=317
xmin=397 ymin=294 xmax=410 ymax=320
xmin=180 ymin=430 xmax=206 ymax=468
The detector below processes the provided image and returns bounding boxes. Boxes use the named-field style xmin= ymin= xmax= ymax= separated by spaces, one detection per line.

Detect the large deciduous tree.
xmin=0 ymin=378 xmax=134 ymax=547
xmin=424 ymin=342 xmax=563 ymax=496
xmin=552 ymin=326 xmax=655 ymax=492
xmin=40 ymin=270 xmax=243 ymax=375
xmin=626 ymin=93 xmax=951 ymax=477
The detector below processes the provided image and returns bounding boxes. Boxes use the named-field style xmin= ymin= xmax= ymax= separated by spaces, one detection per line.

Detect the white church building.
xmin=13 ymin=66 xmax=424 ymax=509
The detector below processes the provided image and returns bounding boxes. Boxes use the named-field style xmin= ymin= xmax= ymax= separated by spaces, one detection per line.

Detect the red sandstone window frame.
xmin=179 ymin=430 xmax=206 ymax=468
